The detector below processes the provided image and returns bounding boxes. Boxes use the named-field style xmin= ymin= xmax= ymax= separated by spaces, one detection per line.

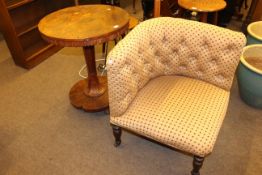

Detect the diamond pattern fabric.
xmin=111 ymin=76 xmax=229 ymax=156
xmin=107 ymin=17 xmax=246 ymax=157
xmin=107 ymin=17 xmax=246 ymax=117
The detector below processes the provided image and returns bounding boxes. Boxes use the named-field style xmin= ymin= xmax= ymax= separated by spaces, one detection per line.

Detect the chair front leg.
xmin=191 ymin=156 xmax=205 ymax=175
xmin=112 ymin=124 xmax=122 ymax=147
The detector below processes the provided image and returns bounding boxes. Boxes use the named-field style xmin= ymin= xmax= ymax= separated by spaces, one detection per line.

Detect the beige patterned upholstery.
xmin=111 ymin=76 xmax=229 ymax=156
xmin=107 ymin=18 xmax=246 ymax=157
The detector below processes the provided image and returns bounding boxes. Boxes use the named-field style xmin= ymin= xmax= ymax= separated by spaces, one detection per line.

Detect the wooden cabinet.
xmin=242 ymin=0 xmax=262 ymax=33
xmin=0 ymin=0 xmax=74 ymax=69
xmin=252 ymin=0 xmax=262 ymax=21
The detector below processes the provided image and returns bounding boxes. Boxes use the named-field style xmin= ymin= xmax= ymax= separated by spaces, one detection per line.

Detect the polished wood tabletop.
xmin=38 ymin=5 xmax=129 ymax=112
xmin=178 ymin=0 xmax=226 ymax=12
xmin=38 ymin=5 xmax=129 ymax=47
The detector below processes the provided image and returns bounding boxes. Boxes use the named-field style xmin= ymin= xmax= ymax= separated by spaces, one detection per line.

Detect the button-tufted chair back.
xmin=107 ymin=17 xmax=246 ymax=175
xmin=107 ymin=17 xmax=246 ymax=117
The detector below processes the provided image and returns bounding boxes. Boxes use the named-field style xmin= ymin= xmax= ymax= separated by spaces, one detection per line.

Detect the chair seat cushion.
xmin=110 ymin=76 xmax=230 ymax=156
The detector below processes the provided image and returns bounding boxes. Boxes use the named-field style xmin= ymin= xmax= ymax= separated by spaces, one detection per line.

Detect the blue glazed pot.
xmin=247 ymin=21 xmax=262 ymax=45
xmin=237 ymin=45 xmax=262 ymax=108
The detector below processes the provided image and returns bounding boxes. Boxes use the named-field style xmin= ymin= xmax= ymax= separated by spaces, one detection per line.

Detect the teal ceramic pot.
xmin=247 ymin=21 xmax=262 ymax=45
xmin=237 ymin=45 xmax=262 ymax=108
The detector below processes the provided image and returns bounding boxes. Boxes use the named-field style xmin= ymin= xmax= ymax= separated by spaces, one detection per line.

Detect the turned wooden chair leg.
xmin=191 ymin=156 xmax=205 ymax=175
xmin=112 ymin=125 xmax=122 ymax=147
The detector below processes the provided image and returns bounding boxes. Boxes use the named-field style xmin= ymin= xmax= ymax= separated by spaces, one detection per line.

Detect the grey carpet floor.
xmin=0 ymin=2 xmax=262 ymax=175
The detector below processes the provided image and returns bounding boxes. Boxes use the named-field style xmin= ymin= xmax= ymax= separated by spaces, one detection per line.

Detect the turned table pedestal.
xmin=38 ymin=5 xmax=129 ymax=112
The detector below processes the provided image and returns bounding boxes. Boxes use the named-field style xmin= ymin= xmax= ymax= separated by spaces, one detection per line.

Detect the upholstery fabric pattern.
xmin=107 ymin=17 xmax=246 ymax=117
xmin=110 ymin=76 xmax=230 ymax=157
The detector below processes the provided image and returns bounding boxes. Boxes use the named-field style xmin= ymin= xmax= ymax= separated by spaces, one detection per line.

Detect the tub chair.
xmin=107 ymin=17 xmax=246 ymax=175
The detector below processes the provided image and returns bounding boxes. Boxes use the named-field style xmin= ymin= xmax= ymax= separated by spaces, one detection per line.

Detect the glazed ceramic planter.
xmin=237 ymin=45 xmax=262 ymax=108
xmin=247 ymin=21 xmax=262 ymax=45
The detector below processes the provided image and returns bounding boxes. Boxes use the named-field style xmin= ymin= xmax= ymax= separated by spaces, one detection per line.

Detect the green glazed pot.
xmin=247 ymin=21 xmax=262 ymax=45
xmin=237 ymin=45 xmax=262 ymax=108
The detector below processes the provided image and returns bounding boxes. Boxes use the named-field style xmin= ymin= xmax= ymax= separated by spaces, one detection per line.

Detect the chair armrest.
xmin=107 ymin=30 xmax=152 ymax=117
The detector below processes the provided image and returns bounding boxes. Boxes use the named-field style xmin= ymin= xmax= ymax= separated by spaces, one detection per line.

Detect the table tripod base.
xmin=69 ymin=77 xmax=109 ymax=112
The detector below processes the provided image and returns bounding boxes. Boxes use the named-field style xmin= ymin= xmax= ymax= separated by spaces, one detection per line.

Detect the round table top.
xmin=178 ymin=0 xmax=226 ymax=12
xmin=38 ymin=5 xmax=130 ymax=47
xmin=129 ymin=16 xmax=139 ymax=30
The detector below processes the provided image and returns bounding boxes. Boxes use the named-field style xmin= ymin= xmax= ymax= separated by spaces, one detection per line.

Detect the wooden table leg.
xmin=200 ymin=12 xmax=208 ymax=23
xmin=69 ymin=46 xmax=109 ymax=112
xmin=213 ymin=12 xmax=218 ymax=25
xmin=154 ymin=0 xmax=161 ymax=17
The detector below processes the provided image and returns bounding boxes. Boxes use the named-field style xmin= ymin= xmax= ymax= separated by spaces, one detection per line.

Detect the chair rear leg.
xmin=112 ymin=124 xmax=122 ymax=147
xmin=191 ymin=156 xmax=205 ymax=175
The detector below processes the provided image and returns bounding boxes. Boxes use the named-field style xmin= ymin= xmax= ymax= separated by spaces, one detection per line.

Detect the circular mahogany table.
xmin=38 ymin=5 xmax=129 ymax=112
xmin=178 ymin=0 xmax=226 ymax=25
